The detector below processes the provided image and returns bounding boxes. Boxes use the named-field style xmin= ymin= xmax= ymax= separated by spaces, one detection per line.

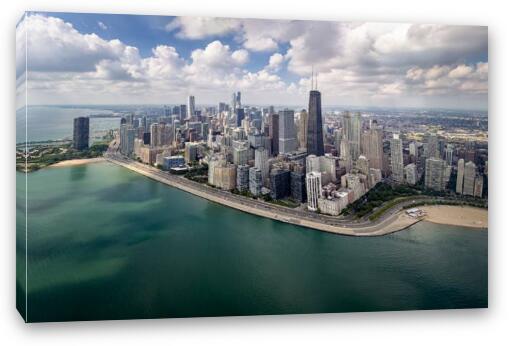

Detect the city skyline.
xmin=16 ymin=12 xmax=488 ymax=110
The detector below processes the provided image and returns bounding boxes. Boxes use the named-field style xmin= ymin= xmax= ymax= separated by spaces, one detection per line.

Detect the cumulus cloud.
xmin=403 ymin=62 xmax=488 ymax=95
xmin=18 ymin=13 xmax=488 ymax=108
xmin=166 ymin=17 xmax=240 ymax=39
xmin=98 ymin=21 xmax=108 ymax=30
xmin=267 ymin=53 xmax=284 ymax=71
xmin=18 ymin=14 xmax=131 ymax=74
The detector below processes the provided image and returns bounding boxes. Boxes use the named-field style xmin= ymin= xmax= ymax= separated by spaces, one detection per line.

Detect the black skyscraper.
xmin=73 ymin=117 xmax=89 ymax=150
xmin=306 ymin=90 xmax=324 ymax=156
xmin=236 ymin=108 xmax=245 ymax=127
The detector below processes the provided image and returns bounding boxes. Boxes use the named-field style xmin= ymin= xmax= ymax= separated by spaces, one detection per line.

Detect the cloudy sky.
xmin=16 ymin=12 xmax=488 ymax=110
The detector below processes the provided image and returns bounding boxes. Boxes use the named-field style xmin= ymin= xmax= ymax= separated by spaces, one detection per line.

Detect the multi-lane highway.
xmin=104 ymin=151 xmax=434 ymax=236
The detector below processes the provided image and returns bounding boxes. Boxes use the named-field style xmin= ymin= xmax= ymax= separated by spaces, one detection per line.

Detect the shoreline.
xmin=49 ymin=157 xmax=105 ymax=168
xmin=46 ymin=155 xmax=488 ymax=235
xmin=106 ymin=157 xmax=436 ymax=237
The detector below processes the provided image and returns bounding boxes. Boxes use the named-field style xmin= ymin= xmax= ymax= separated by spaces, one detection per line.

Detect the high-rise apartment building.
xmin=298 ymin=109 xmax=308 ymax=150
xmin=456 ymin=158 xmax=465 ymax=194
xmin=269 ymin=113 xmax=279 ymax=155
xmin=390 ymin=134 xmax=405 ymax=183
xmin=73 ymin=117 xmax=89 ymax=150
xmin=445 ymin=144 xmax=454 ymax=165
xmin=187 ymin=95 xmax=195 ymax=119
xmin=236 ymin=164 xmax=250 ymax=192
xmin=255 ymin=147 xmax=269 ymax=186
xmin=235 ymin=108 xmax=245 ymax=127
xmin=426 ymin=133 xmax=439 ymax=159
xmin=278 ymin=109 xmax=297 ymax=154
xmin=474 ymin=175 xmax=484 ymax=198
xmin=463 ymin=161 xmax=477 ymax=196
xmin=405 ymin=163 xmax=418 ymax=185
xmin=306 ymin=171 xmax=322 ymax=211
xmin=249 ymin=167 xmax=263 ymax=196
xmin=361 ymin=126 xmax=383 ymax=170
xmin=424 ymin=158 xmax=448 ymax=191
xmin=290 ymin=171 xmax=307 ymax=203
xmin=270 ymin=168 xmax=291 ymax=199
xmin=342 ymin=111 xmax=361 ymax=163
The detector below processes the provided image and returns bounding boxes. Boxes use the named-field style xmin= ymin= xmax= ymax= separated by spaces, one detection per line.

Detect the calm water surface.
xmin=16 ymin=106 xmax=119 ymax=143
xmin=16 ymin=162 xmax=488 ymax=322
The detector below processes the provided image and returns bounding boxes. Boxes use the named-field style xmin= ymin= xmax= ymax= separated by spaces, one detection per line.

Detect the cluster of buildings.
xmin=113 ymin=79 xmax=487 ymax=218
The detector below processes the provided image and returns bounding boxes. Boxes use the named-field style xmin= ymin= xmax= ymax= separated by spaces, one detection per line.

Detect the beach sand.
xmin=50 ymin=157 xmax=105 ymax=168
xmin=420 ymin=205 xmax=488 ymax=229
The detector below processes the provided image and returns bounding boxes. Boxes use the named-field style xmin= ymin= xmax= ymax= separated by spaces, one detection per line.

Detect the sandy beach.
xmin=50 ymin=157 xmax=105 ymax=168
xmin=420 ymin=205 xmax=488 ymax=229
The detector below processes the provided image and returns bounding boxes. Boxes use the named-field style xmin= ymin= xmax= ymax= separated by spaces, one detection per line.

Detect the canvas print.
xmin=16 ymin=12 xmax=488 ymax=322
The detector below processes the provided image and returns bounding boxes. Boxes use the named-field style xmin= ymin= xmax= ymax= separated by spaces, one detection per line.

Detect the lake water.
xmin=16 ymin=162 xmax=488 ymax=322
xmin=16 ymin=106 xmax=119 ymax=143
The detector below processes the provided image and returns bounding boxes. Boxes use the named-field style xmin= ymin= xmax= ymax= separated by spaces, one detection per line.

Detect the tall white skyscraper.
xmin=306 ymin=172 xmax=322 ymax=211
xmin=278 ymin=109 xmax=297 ymax=154
xmin=456 ymin=158 xmax=465 ymax=194
xmin=342 ymin=111 xmax=361 ymax=163
xmin=255 ymin=147 xmax=269 ymax=186
xmin=187 ymin=95 xmax=195 ymax=119
xmin=463 ymin=161 xmax=477 ymax=196
xmin=361 ymin=126 xmax=383 ymax=171
xmin=390 ymin=134 xmax=404 ymax=183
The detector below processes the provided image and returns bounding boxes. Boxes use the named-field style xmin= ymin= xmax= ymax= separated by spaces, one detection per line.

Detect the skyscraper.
xmin=187 ymin=95 xmax=195 ymax=119
xmin=255 ymin=147 xmax=269 ymax=186
xmin=179 ymin=104 xmax=187 ymax=121
xmin=425 ymin=158 xmax=449 ymax=191
xmin=249 ymin=167 xmax=263 ymax=196
xmin=426 ymin=133 xmax=439 ymax=159
xmin=307 ymin=90 xmax=324 ymax=156
xmin=235 ymin=108 xmax=245 ymax=127
xmin=73 ymin=117 xmax=89 ymax=150
xmin=278 ymin=109 xmax=297 ymax=154
xmin=269 ymin=113 xmax=279 ymax=155
xmin=236 ymin=91 xmax=241 ymax=108
xmin=290 ymin=171 xmax=307 ymax=203
xmin=361 ymin=126 xmax=383 ymax=171
xmin=445 ymin=144 xmax=454 ymax=165
xmin=390 ymin=134 xmax=404 ymax=183
xmin=306 ymin=171 xmax=322 ymax=211
xmin=342 ymin=111 xmax=361 ymax=162
xmin=474 ymin=175 xmax=484 ymax=198
xmin=298 ymin=109 xmax=308 ymax=150
xmin=270 ymin=168 xmax=291 ymax=199
xmin=236 ymin=164 xmax=250 ymax=192
xmin=463 ymin=161 xmax=477 ymax=196
xmin=456 ymin=158 xmax=465 ymax=194
xmin=405 ymin=163 xmax=418 ymax=185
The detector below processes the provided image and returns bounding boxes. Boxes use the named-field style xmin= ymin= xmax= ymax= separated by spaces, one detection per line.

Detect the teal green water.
xmin=16 ymin=162 xmax=488 ymax=322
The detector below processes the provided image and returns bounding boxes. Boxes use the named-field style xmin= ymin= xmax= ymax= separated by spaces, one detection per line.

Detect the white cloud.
xmin=19 ymin=14 xmax=132 ymax=74
xmin=98 ymin=21 xmax=108 ymax=30
xmin=19 ymin=14 xmax=488 ymax=108
xmin=267 ymin=53 xmax=284 ymax=71
xmin=403 ymin=63 xmax=488 ymax=95
xmin=165 ymin=17 xmax=240 ymax=39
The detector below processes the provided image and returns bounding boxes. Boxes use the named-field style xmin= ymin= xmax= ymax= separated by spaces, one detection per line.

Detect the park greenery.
xmin=342 ymin=183 xmax=421 ymax=218
xmin=16 ymin=142 xmax=109 ymax=172
xmin=340 ymin=180 xmax=488 ymax=221
xmin=183 ymin=164 xmax=208 ymax=183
